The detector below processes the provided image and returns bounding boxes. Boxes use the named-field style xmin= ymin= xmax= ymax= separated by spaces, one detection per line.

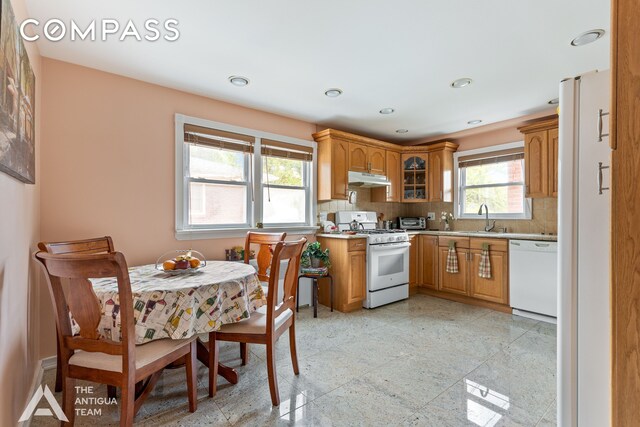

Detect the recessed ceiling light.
xmin=324 ymin=88 xmax=343 ymax=97
xmin=548 ymin=98 xmax=559 ymax=105
xmin=229 ymin=76 xmax=249 ymax=86
xmin=467 ymin=120 xmax=482 ymax=125
xmin=570 ymin=29 xmax=605 ymax=46
xmin=396 ymin=129 xmax=409 ymax=134
xmin=379 ymin=108 xmax=395 ymax=115
xmin=451 ymin=78 xmax=473 ymax=88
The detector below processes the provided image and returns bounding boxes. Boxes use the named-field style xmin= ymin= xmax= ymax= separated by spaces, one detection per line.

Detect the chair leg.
xmin=289 ymin=322 xmax=300 ymax=376
xmin=186 ymin=340 xmax=197 ymax=412
xmin=208 ymin=332 xmax=219 ymax=397
xmin=107 ymin=385 xmax=117 ymax=399
xmin=240 ymin=343 xmax=249 ymax=366
xmin=266 ymin=340 xmax=280 ymax=406
xmin=62 ymin=376 xmax=76 ymax=426
xmin=55 ymin=337 xmax=62 ymax=392
xmin=120 ymin=379 xmax=136 ymax=427
xmin=313 ymin=279 xmax=318 ymax=318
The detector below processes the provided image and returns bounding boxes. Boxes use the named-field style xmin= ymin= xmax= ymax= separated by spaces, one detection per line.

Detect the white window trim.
xmin=175 ymin=114 xmax=318 ymax=239
xmin=453 ymin=141 xmax=532 ymax=220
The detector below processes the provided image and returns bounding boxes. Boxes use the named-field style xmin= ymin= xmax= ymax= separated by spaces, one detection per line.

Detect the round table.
xmin=88 ymin=261 xmax=266 ymax=344
xmin=86 ymin=260 xmax=266 ymax=385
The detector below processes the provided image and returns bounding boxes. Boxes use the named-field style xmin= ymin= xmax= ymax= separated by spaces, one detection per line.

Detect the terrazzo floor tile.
xmin=31 ymin=295 xmax=557 ymax=426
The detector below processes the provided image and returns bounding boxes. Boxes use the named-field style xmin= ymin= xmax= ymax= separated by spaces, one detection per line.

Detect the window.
xmin=176 ymin=115 xmax=316 ymax=238
xmin=455 ymin=143 xmax=531 ymax=219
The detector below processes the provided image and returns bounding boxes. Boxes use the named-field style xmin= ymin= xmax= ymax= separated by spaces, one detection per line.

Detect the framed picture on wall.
xmin=0 ymin=0 xmax=36 ymax=184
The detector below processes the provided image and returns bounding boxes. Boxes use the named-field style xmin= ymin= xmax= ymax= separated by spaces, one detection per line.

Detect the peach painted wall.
xmin=405 ymin=108 xmax=557 ymax=151
xmin=39 ymin=58 xmax=318 ymax=358
xmin=0 ymin=0 xmax=42 ymax=425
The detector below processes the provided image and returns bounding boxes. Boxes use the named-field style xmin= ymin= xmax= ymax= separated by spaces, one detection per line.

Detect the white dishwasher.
xmin=509 ymin=239 xmax=558 ymax=322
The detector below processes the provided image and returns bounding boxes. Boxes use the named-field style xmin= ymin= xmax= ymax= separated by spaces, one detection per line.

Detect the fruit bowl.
xmin=155 ymin=250 xmax=206 ymax=274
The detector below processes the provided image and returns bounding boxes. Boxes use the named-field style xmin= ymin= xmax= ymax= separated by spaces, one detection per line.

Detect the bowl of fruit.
xmin=155 ymin=250 xmax=206 ymax=274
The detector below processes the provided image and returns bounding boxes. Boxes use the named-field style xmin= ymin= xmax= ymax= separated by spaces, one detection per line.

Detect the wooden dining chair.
xmin=209 ymin=237 xmax=307 ymax=406
xmin=34 ymin=250 xmax=198 ymax=426
xmin=37 ymin=236 xmax=116 ymax=394
xmin=240 ymin=231 xmax=286 ymax=365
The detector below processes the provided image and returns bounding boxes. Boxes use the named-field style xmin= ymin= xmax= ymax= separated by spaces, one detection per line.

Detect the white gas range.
xmin=335 ymin=211 xmax=410 ymax=308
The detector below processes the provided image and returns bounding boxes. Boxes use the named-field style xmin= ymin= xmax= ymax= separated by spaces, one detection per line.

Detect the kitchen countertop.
xmin=406 ymin=230 xmax=558 ymax=242
xmin=316 ymin=231 xmax=557 ymax=242
xmin=316 ymin=233 xmax=367 ymax=240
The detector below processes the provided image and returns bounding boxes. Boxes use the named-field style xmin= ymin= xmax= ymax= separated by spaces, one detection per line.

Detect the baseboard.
xmin=41 ymin=355 xmax=57 ymax=371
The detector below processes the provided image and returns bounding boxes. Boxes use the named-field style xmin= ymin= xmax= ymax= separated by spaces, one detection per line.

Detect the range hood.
xmin=348 ymin=171 xmax=391 ymax=188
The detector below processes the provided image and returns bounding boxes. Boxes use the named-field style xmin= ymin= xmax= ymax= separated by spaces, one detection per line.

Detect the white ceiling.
xmin=25 ymin=0 xmax=610 ymax=142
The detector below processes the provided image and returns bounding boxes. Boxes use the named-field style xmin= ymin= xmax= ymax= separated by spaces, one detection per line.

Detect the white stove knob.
xmin=375 ymin=237 xmax=381 ymax=243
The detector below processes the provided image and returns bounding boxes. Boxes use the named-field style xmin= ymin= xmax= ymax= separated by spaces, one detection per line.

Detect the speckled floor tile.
xmin=30 ymin=295 xmax=556 ymax=426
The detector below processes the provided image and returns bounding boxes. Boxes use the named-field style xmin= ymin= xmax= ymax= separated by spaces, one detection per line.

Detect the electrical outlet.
xmin=427 ymin=212 xmax=435 ymax=220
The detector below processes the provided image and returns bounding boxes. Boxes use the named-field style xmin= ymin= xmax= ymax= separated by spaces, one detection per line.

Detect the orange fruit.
xmin=189 ymin=258 xmax=201 ymax=268
xmin=163 ymin=260 xmax=176 ymax=271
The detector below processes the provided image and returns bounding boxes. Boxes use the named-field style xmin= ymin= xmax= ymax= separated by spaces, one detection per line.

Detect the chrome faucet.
xmin=478 ymin=203 xmax=496 ymax=232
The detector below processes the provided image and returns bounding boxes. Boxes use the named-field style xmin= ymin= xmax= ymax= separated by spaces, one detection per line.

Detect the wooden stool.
xmin=296 ymin=274 xmax=333 ymax=318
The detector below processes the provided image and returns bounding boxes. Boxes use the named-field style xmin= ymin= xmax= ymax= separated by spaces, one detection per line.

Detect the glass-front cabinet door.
xmin=401 ymin=153 xmax=428 ymax=202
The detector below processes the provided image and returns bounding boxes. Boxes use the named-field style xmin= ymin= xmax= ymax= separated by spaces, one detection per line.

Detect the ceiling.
xmin=25 ymin=0 xmax=610 ymax=142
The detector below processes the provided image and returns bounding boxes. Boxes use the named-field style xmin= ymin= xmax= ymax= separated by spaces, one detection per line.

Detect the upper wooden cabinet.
xmin=518 ymin=116 xmax=559 ymax=198
xmin=312 ymin=129 xmax=458 ymax=201
xmin=428 ymin=146 xmax=455 ymax=202
xmin=401 ymin=153 xmax=429 ymax=202
xmin=371 ymin=150 xmax=401 ymax=202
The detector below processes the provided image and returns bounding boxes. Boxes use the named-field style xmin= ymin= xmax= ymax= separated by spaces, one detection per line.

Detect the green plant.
xmin=301 ymin=241 xmax=331 ymax=268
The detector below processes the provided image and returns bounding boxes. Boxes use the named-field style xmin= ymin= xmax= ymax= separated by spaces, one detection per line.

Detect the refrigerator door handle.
xmin=598 ymin=109 xmax=610 ymax=142
xmin=598 ymin=162 xmax=610 ymax=195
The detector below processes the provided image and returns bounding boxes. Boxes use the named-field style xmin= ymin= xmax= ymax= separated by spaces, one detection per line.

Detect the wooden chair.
xmin=37 ymin=236 xmax=116 ymax=394
xmin=34 ymin=250 xmax=198 ymax=426
xmin=240 ymin=231 xmax=286 ymax=365
xmin=209 ymin=238 xmax=307 ymax=406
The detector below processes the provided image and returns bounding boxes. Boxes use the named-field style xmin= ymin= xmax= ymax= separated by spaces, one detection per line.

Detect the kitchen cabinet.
xmin=408 ymin=235 xmax=418 ymax=294
xmin=468 ymin=238 xmax=509 ymax=305
xmin=518 ymin=116 xmax=559 ymax=198
xmin=348 ymin=142 xmax=386 ymax=175
xmin=428 ymin=147 xmax=455 ymax=202
xmin=401 ymin=153 xmax=429 ymax=202
xmin=427 ymin=236 xmax=509 ymax=307
xmin=438 ymin=236 xmax=470 ymax=295
xmin=316 ymin=236 xmax=367 ymax=312
xmin=371 ymin=150 xmax=401 ymax=202
xmin=418 ymin=235 xmax=438 ymax=290
xmin=312 ymin=129 xmax=458 ymax=202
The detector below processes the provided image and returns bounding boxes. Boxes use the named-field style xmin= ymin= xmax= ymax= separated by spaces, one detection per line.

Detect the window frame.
xmin=453 ymin=141 xmax=532 ymax=220
xmin=175 ymin=114 xmax=318 ymax=239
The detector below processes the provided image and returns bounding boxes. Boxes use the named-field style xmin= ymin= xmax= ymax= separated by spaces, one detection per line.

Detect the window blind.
xmin=458 ymin=148 xmax=524 ymax=168
xmin=184 ymin=124 xmax=254 ymax=153
xmin=261 ymin=139 xmax=313 ymax=161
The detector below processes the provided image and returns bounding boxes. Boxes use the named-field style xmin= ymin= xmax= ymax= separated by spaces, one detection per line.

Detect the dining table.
xmin=84 ymin=260 xmax=267 ymax=384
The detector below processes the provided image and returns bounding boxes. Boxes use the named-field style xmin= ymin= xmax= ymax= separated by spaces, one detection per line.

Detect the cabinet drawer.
xmin=469 ymin=238 xmax=508 ymax=252
xmin=438 ymin=236 xmax=469 ymax=249
xmin=348 ymin=239 xmax=367 ymax=252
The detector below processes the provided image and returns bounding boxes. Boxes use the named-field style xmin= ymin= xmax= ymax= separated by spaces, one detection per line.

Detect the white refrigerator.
xmin=558 ymin=69 xmax=611 ymax=427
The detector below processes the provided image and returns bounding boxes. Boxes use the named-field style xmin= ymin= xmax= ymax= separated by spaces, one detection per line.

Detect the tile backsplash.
xmin=318 ymin=188 xmax=557 ymax=235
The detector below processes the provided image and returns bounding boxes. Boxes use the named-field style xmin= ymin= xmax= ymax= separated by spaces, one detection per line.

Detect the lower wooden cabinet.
xmin=409 ymin=235 xmax=418 ymax=294
xmin=408 ymin=234 xmax=510 ymax=309
xmin=418 ymin=235 xmax=438 ymax=290
xmin=316 ymin=236 xmax=367 ymax=312
xmin=468 ymin=249 xmax=508 ymax=304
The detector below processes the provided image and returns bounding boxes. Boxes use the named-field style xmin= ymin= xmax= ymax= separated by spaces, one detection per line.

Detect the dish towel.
xmin=446 ymin=241 xmax=459 ymax=274
xmin=479 ymin=242 xmax=491 ymax=279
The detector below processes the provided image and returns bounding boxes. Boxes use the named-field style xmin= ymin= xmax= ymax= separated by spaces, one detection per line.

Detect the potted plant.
xmin=301 ymin=241 xmax=331 ymax=268
xmin=441 ymin=211 xmax=454 ymax=231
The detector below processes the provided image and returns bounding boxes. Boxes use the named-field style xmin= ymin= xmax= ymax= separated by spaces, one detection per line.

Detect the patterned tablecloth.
xmin=86 ymin=261 xmax=266 ymax=344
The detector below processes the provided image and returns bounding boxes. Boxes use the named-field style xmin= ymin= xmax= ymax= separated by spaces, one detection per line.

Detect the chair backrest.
xmin=38 ymin=236 xmax=115 ymax=255
xmin=265 ymin=238 xmax=307 ymax=328
xmin=33 ymin=250 xmax=136 ymax=373
xmin=244 ymin=232 xmax=286 ymax=282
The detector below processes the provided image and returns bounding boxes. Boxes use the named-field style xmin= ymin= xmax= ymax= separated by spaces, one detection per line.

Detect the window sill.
xmin=456 ymin=215 xmax=532 ymax=221
xmin=175 ymin=226 xmax=320 ymax=240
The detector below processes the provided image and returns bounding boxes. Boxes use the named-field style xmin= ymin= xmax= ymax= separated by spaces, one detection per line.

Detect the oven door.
xmin=367 ymin=242 xmax=410 ymax=291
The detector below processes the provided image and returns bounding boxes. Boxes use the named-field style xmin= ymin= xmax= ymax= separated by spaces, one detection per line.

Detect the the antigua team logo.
xmin=18 ymin=385 xmax=68 ymax=422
